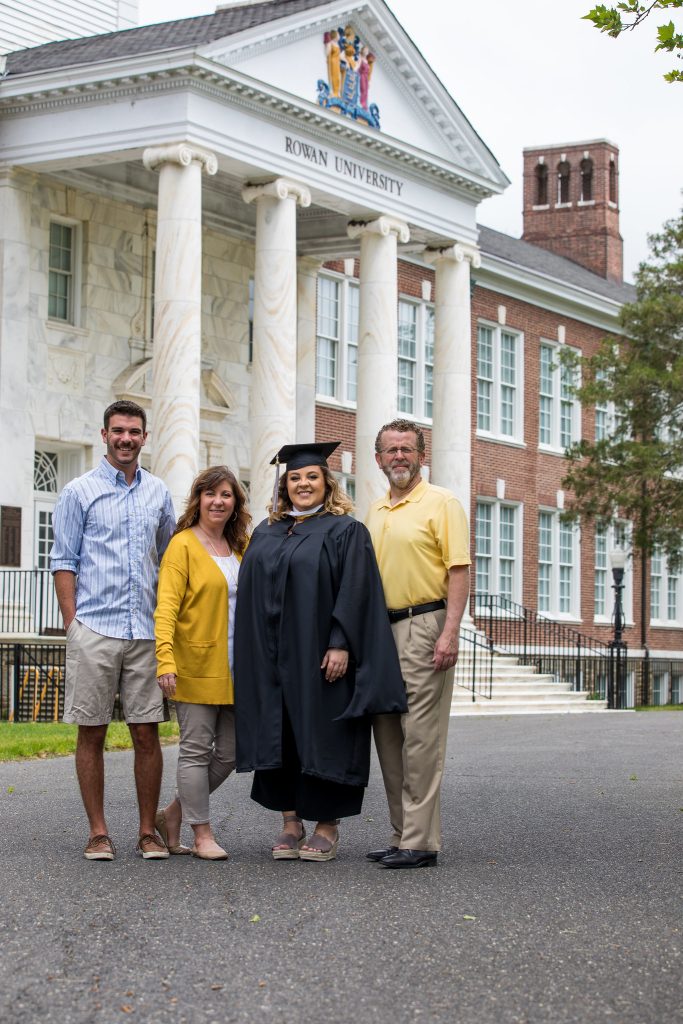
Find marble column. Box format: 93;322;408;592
296;256;321;442
424;242;481;516
242;178;311;522
142;143;217;515
0;169;34;565
347;215;410;522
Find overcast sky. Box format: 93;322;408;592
138;0;682;282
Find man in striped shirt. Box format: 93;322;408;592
51;400;175;861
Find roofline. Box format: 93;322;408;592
523;138;620;153
0;53;506;201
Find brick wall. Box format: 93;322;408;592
311;255;679;652
522;140;623;282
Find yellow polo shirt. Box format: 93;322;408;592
366;478;471;610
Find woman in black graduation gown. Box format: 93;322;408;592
234;442;406;862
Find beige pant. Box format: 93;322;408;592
174;702;236;825
373;609;453;852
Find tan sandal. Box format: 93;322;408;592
299;825;339;862
272;815;306;860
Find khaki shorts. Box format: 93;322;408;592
63;619;168;726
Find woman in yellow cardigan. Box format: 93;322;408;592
154;466;250;860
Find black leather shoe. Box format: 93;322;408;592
379;849;437;869
366;845;399;862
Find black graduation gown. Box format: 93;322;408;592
234;512;407;787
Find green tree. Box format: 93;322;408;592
584;1;683;81
561;206;683;641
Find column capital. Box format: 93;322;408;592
242;177;311;208
142;143;218;176
424;241;481;269
347;215;410;244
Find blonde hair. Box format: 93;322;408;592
268;465;353;522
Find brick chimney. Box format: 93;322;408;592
522;140;623;283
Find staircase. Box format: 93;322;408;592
451;650;608;715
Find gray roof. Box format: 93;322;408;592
4;0;332;76
478;225;636;304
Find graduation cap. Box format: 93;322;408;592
270;441;341;509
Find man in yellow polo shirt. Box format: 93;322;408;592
366;418;470;869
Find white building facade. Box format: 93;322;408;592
0;0;508;567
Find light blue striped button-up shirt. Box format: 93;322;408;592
50;457;175;640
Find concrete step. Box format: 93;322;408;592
453;690;596;704
451;700;609;715
453;685;586;700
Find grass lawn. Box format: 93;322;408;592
636;704;683;712
0;721;179;761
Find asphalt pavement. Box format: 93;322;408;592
0;713;681;1024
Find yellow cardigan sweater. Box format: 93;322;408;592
154;529;241;704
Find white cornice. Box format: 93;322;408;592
0;59;499;201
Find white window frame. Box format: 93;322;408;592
397;297;434;422
33;444;84;569
476;322;524;443
315;273;359;406
474;499;522;608
537;509;580;620
650;548;683;628
538;340;580;453
47;217;82;326
593;521;633;625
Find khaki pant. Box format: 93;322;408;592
373;609;453;852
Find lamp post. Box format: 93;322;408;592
608;549;627;709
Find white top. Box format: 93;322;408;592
212;553;240;675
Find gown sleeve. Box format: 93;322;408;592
328;520;408;719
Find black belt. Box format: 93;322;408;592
388;600;445;624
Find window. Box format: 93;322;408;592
580;158;593;202
650;549;683;626
48;220;80;324
594;522;632;622
535;163;548;206
397;299;434;421
609;159;617;204
477;324;523;442
557;161;571;205
33;446;83;569
539;342;579;451
538;510;579;617
315;275;359;404
475;500;520;604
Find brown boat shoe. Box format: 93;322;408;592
135;832;170;859
84;834;116;861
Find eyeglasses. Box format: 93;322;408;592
379;446;418;456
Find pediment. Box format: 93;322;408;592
198;0;507;191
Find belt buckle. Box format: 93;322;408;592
408;606;413;619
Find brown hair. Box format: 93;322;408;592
374;418;426;453
268;465;353;523
103;400;147;431
176;466;251;555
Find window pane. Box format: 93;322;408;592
398;302;417;359
398;359;414;413
316;337;337;397
475;503;492;597
538;512;552;611
424;308;434;418
499;505;515;601
317;278;339;338
594;525;607;616
559;521;573;613
346;285;359;344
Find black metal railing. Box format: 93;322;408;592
473;594;612;694
454;626;493;701
0;570;63;635
0;641;66;721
